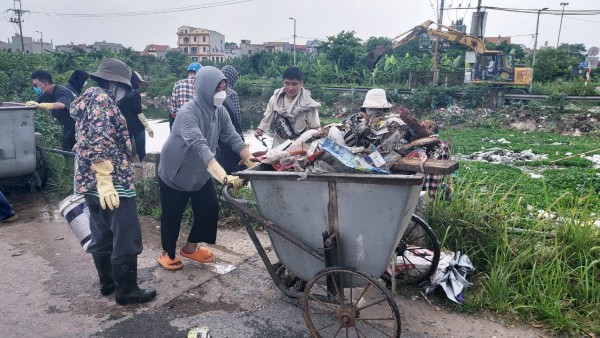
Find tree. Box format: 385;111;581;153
365;36;393;54
320;31;367;73
532;47;581;82
164;50;190;76
225;42;238;49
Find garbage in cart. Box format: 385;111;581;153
252;104;456;198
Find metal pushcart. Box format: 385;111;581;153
221;164;426;337
0;103;48;189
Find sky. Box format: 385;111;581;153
1;0;599;53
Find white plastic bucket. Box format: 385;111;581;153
58;194;91;252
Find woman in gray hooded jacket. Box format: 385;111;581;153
157;66;254;270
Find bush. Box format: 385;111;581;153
408;86;458;114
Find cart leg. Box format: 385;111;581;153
233;208;303;299
323;231;341;300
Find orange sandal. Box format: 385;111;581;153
157;255;184;270
179;247;215;263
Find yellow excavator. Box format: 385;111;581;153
367;20;533;92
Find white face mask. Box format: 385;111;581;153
108;82;127;102
115;86;127;102
213;91;226;107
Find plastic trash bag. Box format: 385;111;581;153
425;251;474;304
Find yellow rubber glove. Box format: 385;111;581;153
240;145;256;168
25;101;39;107
137;113;154;138
36;102;54;110
207;159;243;189
93;161;120;210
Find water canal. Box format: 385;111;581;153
144;106;274;154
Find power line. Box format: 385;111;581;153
28;0;254;17
444;6;600;15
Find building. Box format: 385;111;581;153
140;44;172;58
485;36;512;45
1;34;53;54
92;41;125;53
176;25;225;63
263;41;291;53
305;39;322;54
55;43;92;53
290;44;307;54
237;39;264;57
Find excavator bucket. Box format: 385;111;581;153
366;45;385;70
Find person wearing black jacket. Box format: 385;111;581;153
117;71;154;162
26;70;76;151
216;65;244;174
66;69;89;96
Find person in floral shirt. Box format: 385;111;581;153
70;58;156;306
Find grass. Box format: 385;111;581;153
426;126;600;335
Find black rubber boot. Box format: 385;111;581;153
112;256;156;305
91;253;115;296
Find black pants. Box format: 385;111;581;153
169;115;175;131
85;195;143;263
159;178;219;260
62;122;76;151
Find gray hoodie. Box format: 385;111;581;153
158;66;245;191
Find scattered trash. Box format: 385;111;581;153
387;246;436;278
456;148;548;164
426;251;475;304
187;327;210;338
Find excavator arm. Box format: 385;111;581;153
367;20;487;70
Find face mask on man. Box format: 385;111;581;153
33;86;43;96
213;91;226;107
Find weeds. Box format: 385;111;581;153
428;161;600;335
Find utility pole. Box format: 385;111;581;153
530;7;548;93
8;0;28;53
476;0;483;38
289;17;297;66
432;0;444;85
557;2;569;47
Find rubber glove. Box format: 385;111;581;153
137;113;154;138
207;159;243;189
25;101;39;107
93;161;120;210
35;102;54;110
240;145;256;168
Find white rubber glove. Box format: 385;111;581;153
137;113;154;138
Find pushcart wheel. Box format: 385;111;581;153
390;215;440;285
301;266;400;338
34;145;49;189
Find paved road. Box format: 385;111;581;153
0;192;544;338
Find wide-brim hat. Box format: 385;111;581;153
90;58;132;89
133;71;148;86
361;88;393;109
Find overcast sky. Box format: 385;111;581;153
2;0;599;52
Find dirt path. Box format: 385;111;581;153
0;191;549;337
